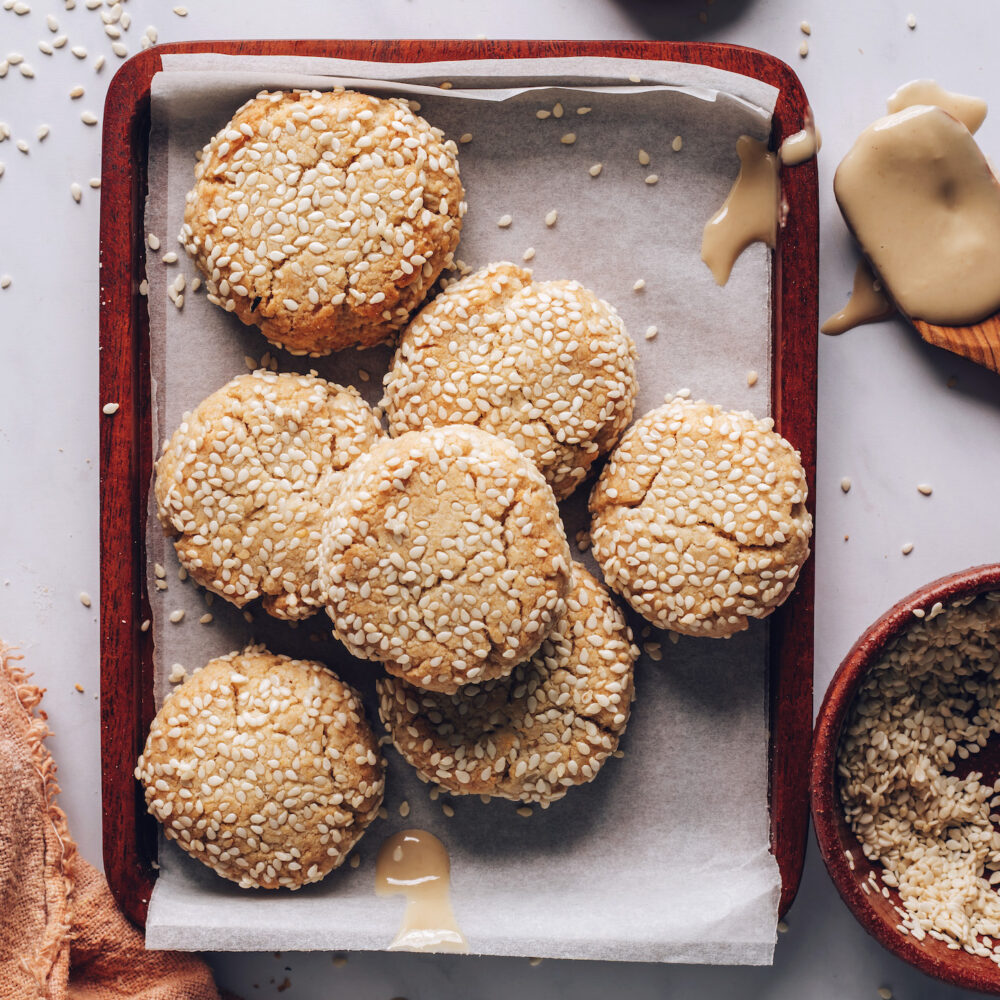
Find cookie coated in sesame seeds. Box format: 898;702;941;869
180;88;466;355
155;370;382;620
318;425;572;694
377;563;636;804
383;262;637;500
134;647;384;889
589;398;812;637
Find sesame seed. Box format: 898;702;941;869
52;34;66;48
71;182;83;203
877;989;892;1000
7;54;24;65
439;80;453;89
168;663;187;684
399;800;410;818
199;613;213;624
638;149;650;166
917;483;933;496
46;13;58;29
79;591;92;607
536;110;550;120
459;133;472;144
544;209;558;227
332;954;348;967
589;162;602;177
906;12;916;28
12;2;29;14
168;609;185;624
38;41;53;56
81;111;98;125
671;135;683;152
1;275;11;289
0;162;4;178
69;85;84;98
172;4;187;13
349;854;361;869
111;41;127;58
71;46;86;59
628;74;641;84
644;325;658;340
644;174;659;185
552;102;563;118
74;683;84;693
19;63;35;78
162;252;178;264
517;806;533;817
840;477;852;493
36;124;49;141
798;40;809;57
89;177;100;188
16;139;29;154
528;957;544;966
901;542;914;555
777;920;789;933
0;63;6;79
140;618;150;632
560;132;576;145
800;20;811;34
138;279;148;296
632;279;645;291
497;214;512;228
102;401;119;415
93;54;104;71
441;802;455;818
522;247;535;262
577;106;591;115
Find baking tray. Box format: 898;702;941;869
99;39;817;932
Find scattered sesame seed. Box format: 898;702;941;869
877;989;893;1000
172;4;187;13
16;139;29;154
74;683;84;693
638;149;650;166
798;40;809;57
589;162;603;177
628;74;641;84
644;173;659;185
79;591;92;607
13;2;29;14
577;106;591;115
747;370;759;387
0;162;4;178
52;35;66;48
93;54;104;71
777;920;789;933
560;132;576;145
840;477;852;493
522;246;535;262
0;275;11;289
71;46;86;59
544;209;558;227
535;110;550;120
332;954;348;967
632;278;645;291
0;62;6;79
439;80;452;89
46;13;58;29
19;63;35;78
517;806;533;818
349;854;361;869
146;233;160;251
36;124;49;141
38;41;53;56
111;41;127;58
69;85;84;98
644;325;658;340
917;483;933;496
89;177;100;188
167;663;187;684
528;956;544;966
906;12;916;28
441;802;455;818
199;613;213;624
800;21;811;34
552;102;564;118
672;135;683;152
71;182;83;202
154;563;166;579
497;214;512;228
138;279;148;296
162;251;178;264
168;609;185;624
901;543;914;555
7;54;24;65
399;800;410;818
81;111;98;125
140;618;150;632
102;401;119;415
104;24;121;39
459;133;472;144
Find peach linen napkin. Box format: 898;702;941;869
0;641;232;1000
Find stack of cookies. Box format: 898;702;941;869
137;87;812;891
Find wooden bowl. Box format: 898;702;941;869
812;563;1000;994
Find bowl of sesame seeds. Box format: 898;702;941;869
812;563;1000;993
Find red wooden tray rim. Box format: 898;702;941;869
811;563;1000;994
99;39;817;931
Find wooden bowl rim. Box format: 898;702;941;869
811;562;1000;994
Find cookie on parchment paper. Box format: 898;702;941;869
180;88;466;355
135;647;385;889
318;424;572;694
589;398;812;638
383;262;637;500
376;562;637;805
154;370;382;621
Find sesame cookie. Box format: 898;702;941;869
135;647;384;889
383;262;637;500
317;425;572;694
589;399;812;637
376;563;636;804
180;88;466;355
155;370;382;620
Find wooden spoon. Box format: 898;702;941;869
912;317;1000;374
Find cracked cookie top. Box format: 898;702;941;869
589;398;812;637
383;262;637;500
180;88;466;356
317;425;572;694
154;370;382;621
376;562;636;804
135;646;384;889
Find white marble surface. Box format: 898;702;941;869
1;1;999;997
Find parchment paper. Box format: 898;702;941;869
141;54;780;964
